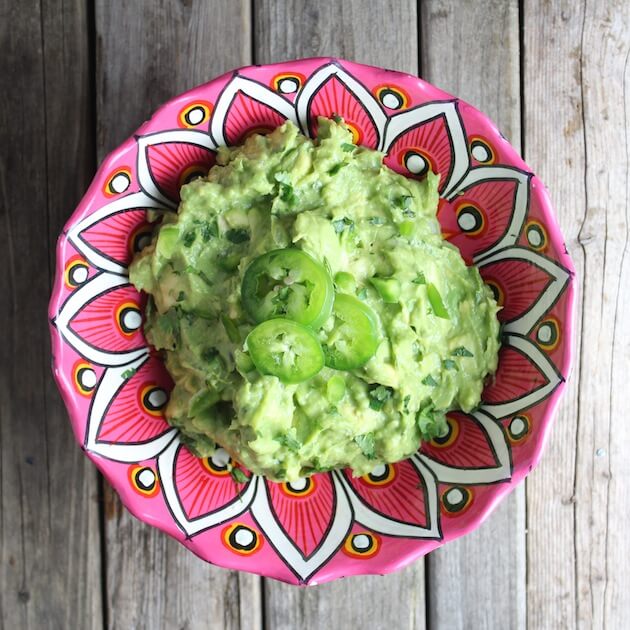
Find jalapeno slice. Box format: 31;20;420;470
322;293;379;370
241;248;334;328
246;319;325;383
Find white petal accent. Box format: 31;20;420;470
419;410;512;484
251;473;353;582
295;62;387;144
157;440;257;537
67;191;166;275
478;247;571;335
84;354;178;461
481;333;563;419
446;166;531;261
210;76;298;147
136;129;217;208
382;101;470;196
53;272;147;366
336;462;442;539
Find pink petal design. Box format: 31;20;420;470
483;346;548;404
479;258;553;323
174;447;251;521
265;475;335;558
68;284;146;354
96;355;173;444
80;209;151;268
383;116;455;192
223;92;288;145
480;334;563;420
144;142;215;203
343;460;429;528
306;76;379;147
443;166;531;262
438;178;520;264
420;412;499;469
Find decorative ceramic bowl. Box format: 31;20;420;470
49;58;575;585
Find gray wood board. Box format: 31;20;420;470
253;1;426;627
0;0;103;628
420;2;527;629
523;0;630;628
95;1;261;628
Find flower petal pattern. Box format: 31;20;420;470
136;130;217;208
443;166;531;262
158;439;257;537
53;272;147;366
419;411;511;484
382;101;469;196
266;475;335;558
210;76;298;147
67;191;167;275
94;354;173;445
343;460;430;529
84;356;178;461
296;62;387;147
50;58;575;585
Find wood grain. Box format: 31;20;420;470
420;2;526;628
254;1;425;627
95;1;261;628
0;0;103;628
524;1;630;628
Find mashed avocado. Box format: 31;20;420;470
130;118;500;481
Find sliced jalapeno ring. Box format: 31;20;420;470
246;319;325;384
322;293;379;370
241;248;334;328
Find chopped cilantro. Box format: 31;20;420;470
275;434;302;452
230;468;249;484
200;221;218;241
328;162;348;176
176;291;186;302
403;394;412;413
368;216;385;225
182;231;196;247
354;433;376;459
121;367;137;380
416;406;448;441
368;384;393;411
422;374;438;387
332;217;354;233
341;142;355;152
443;359;457;370
412;272;426;285
225;228;250;244
332;113;343;123
451;346;474;357
279;182;297;205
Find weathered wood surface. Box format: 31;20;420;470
255;1;428;628
3;0;630;628
420;2;527;629
0;0;103;629
95;1;261;628
524;0;630;628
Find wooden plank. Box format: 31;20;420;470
254;2;425;627
0;0;103;629
95;2;261;628
524;1;630;628
420;2;527;629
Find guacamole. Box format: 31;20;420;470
130;118;500;481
